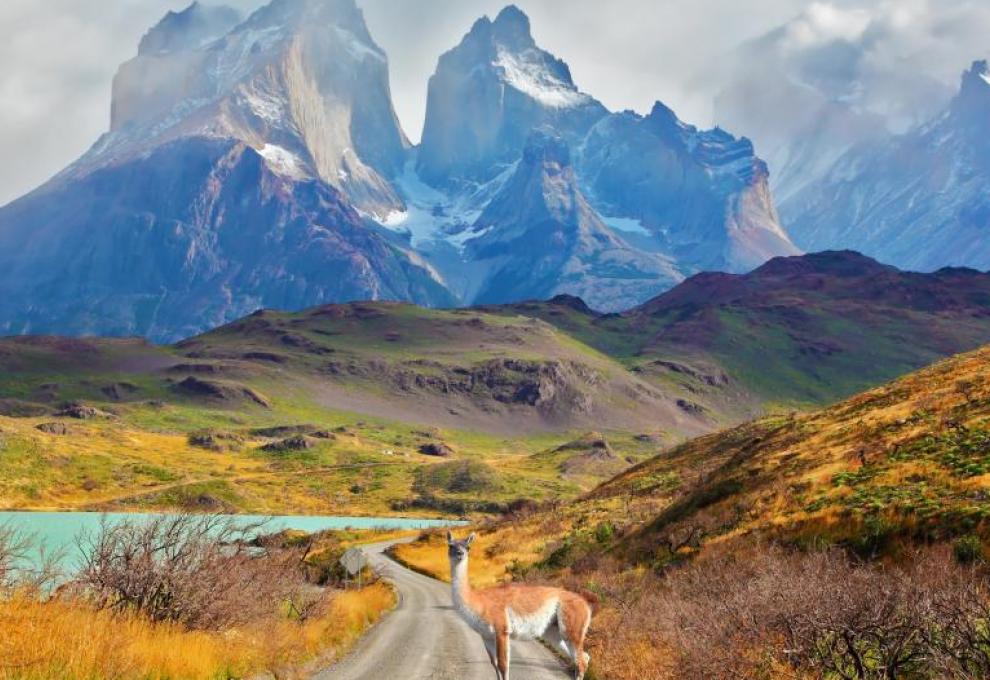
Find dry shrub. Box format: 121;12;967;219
74;514;305;630
562;545;990;680
0;524;60;596
923;552;990;679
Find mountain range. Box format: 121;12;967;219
0;0;797;342
782;61;990;272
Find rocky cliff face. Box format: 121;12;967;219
0;138;451;342
784;61;990;272
0;0;449;342
416;5;607;188
0;1;800;341
463;129;681;310
577;102;798;273
94;0;408;216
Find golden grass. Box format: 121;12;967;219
0;408;589;518
0;583;395;680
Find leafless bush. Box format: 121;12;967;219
592;545;990;680
779;553;931;680
74;514;306;630
0;524;61;596
921;551;990;679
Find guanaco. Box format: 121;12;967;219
447;531;594;680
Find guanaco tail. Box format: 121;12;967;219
447;531;594;680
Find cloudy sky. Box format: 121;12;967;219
0;0;987;205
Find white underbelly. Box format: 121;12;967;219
507;598;559;640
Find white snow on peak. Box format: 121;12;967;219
979;72;990;87
257;144;308;179
493;47;590;109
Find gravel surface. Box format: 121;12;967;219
315;539;571;680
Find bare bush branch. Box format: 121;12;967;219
73;514;305;630
0;524;61;595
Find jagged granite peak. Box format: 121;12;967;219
490;4;536;50
0;0;451;341
137;2;242;56
463;128;682;311
577;102;798;274
385;7;798;307
951;60;990;128
96;0;407;215
417;5;607;187
785;59;990;272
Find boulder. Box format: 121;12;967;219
419;442;455;457
261;435;315;453
36;422;69;435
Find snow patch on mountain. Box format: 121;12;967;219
377;158;486;248
212;25;286;87
240;87;286;125
257;144;308;179
493;47;591;108
602;216;650;236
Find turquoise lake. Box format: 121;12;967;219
0;511;461;572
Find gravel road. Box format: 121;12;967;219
314;540;572;680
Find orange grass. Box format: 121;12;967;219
0;583;394;680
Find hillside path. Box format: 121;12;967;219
313;539;571;680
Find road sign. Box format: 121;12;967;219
340;547;367;587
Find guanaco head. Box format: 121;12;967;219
447;531;476;567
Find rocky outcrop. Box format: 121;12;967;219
418;442;455;457
322;354;602;416
173;375;271;408
261;435;315;453
55;403;112;419
36;422;69;435
463;129;683;310
0;138;452;341
577;102;799;273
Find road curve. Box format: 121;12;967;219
314;539;571;680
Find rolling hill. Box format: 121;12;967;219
2;251;990;515
491;250;990;408
0;303;703;515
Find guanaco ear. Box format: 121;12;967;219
446;530;454;544
465;532;476;548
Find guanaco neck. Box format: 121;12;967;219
450;556;474;608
